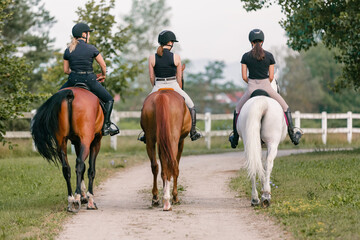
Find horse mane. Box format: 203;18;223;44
155;92;178;177
31;89;74;165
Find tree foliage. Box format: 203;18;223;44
2;0;57;92
0;1;44;145
281;43;360;113
240;0;360;90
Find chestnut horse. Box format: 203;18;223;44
140;89;191;211
31;87;103;212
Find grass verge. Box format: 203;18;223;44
230;149;360;240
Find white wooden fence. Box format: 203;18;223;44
4;111;360;150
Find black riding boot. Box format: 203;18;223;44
229;110;239;148
284;108;302;145
102;100;119;136
189;107;201;141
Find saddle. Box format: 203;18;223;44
73;83;105;110
250;89;270;98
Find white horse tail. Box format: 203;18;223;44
244;97;268;181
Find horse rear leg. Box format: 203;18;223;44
146;140;159;206
86;135;101;210
261;144;278;208
74;142;88;204
172;139;184;204
58;140;75;212
73;142;90;212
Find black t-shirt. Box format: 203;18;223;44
154;49;177;78
240;50;275;79
63;39;100;72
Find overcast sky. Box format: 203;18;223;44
45;0;288;64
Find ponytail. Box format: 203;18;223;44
157;45;164;57
251;40;265;61
68;37;79;53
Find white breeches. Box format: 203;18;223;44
150;80;194;108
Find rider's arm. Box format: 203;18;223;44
268;64;275;82
174;54;182;88
95;54;106;82
63;60;71;75
241;64;248;83
148;55;156;86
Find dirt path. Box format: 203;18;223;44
57;150;309;240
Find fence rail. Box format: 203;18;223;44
4;111;360;150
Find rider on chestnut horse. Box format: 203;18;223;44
138;30;201;143
60;22;119;136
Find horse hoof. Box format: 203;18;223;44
172;197;180;205
261;198;271;208
81;196;88;204
251;199;260;207
152;198;160;207
163;200;172;211
87;202;98;210
73;200;81;212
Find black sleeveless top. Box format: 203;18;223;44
63;39;100;72
154;49;177;78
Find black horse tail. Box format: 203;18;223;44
31;89;74;164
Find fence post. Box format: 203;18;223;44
204;112;211;149
110;110;120;150
294;111;301;128
347;111;352;144
321;111;327;145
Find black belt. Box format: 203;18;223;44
72;71;94;75
155;76;176;81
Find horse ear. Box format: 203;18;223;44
182;64;186;71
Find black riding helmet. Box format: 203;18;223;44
248;29;264;43
72;23;93;38
158;30;178;46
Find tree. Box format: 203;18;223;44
0;1;44;146
240;0;360;90
185;61;243;113
2;0;57;92
281;43;360;112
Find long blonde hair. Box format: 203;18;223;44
68;37;79;53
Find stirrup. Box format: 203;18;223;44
103;123;119;136
137;132;146;144
228;131;239;149
190;127;202;141
289;127;303;145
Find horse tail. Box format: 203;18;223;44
31;89;74;164
244;97;267;181
156;93;178;178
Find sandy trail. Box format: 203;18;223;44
57;150;307;240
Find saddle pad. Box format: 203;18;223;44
158;88;174;91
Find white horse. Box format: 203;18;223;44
237;80;287;207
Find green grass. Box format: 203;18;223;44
230;149;360;240
1;133;360;239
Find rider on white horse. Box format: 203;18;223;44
229;29;302;148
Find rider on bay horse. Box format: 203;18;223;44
138;30;201;143
229;29;302;148
60;23;119;136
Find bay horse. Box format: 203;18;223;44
140;89;191;211
31;87;103;212
237;80;287;207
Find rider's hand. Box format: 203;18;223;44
96;73;106;83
